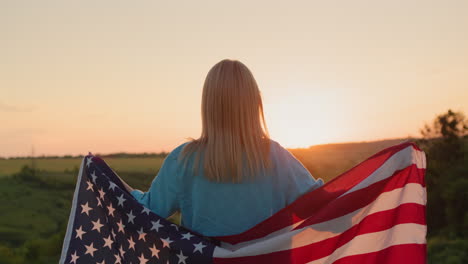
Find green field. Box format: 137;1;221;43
0;157;165;178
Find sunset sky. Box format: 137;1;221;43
1;0;467;157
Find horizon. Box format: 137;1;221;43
2;0;467;157
2;137;411;159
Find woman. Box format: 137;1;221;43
127;59;324;237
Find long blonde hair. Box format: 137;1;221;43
180;59;271;183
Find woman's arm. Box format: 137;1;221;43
130;153;180;218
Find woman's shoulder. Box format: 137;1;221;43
268;138;293;158
165;141;191;161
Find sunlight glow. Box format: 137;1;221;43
264;89;348;148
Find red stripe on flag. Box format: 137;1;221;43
215;161;424;245
214;143;421;244
332;243;426;264
295;165;425;229
213;203;425;264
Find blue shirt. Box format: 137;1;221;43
131;139;324;237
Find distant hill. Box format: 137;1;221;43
289;138;411;182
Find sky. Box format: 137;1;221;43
1;0;467;157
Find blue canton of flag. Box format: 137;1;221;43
60;155;216;264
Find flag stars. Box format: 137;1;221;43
84;242;98;257
151;219;163;232
181;232;194;240
137;227;147;241
86;157;93;167
160;237;173;248
119;245;125;257
109;181;118;191
98;188;106;200
127;210;136;224
193;241;206;254
96;196;103;207
114;253;122;264
92;219;104;233
176;250;188;264
138;253;148;264
107;203;115;217
117;194;126;207
81;202;93;216
91;171;98;183
128;236;136;250
86;180;93;191
70;251;79;264
103;235;113;249
141;206;151;215
117;220;126;233
149;244;160;258
171;223;179;231
75;225;86;240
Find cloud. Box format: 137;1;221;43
0;102;36;112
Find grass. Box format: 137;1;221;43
0;157;165;178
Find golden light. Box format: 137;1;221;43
264;89;348;148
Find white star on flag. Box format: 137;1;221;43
128;236;136;250
91;171;98;183
70;251;79;264
98;188;106;200
103;235;113;249
127;210;136;224
80;202;93;216
114;253;122;264
151;219;163;232
193;242;206;254
91;219;104;233
75;226;86;240
160;237;173;248
176;250;188;264
141;206;151;215
107;203;115;217
149;244;160;258
118;246;125;258
86;157;92;167
137;227;147;241
108;181;118;191
84;242;98;257
181;232;193;240
138;253;148;264
117;220;126;233
117;194;126;207
96;196;103;207
86;180;93;191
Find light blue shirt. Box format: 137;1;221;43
131;139;324;237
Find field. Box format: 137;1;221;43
0;138;465;263
0;157;165;178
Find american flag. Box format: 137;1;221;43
60;142;426;264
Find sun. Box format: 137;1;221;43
263;90;346;148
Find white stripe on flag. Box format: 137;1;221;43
307;223;427;264
338;146;425;198
218;146;425;252
213;183;426;258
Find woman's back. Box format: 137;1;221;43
132;59;323;236
131;139;324;237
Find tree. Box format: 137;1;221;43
419;109;468;162
417;109;468;239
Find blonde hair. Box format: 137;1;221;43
180;59;271;183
